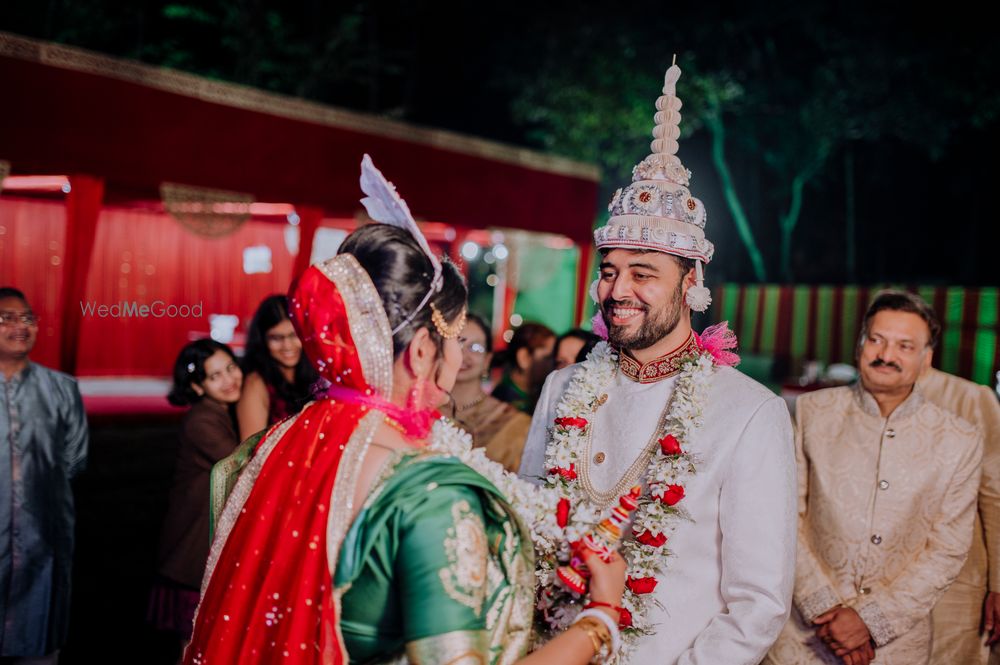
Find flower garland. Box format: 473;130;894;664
536;340;717;656
428;418;563;557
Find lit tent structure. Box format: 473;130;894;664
0;32;599;379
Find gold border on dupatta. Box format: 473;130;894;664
326;410;382;663
316;253;394;398
199;411;302;593
315;253;395;661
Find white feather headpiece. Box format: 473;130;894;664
358;154;444;334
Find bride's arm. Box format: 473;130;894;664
394;485;626;665
517;551;626;665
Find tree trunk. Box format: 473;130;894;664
778;172;808;283
778;145;830;283
704;112;768;282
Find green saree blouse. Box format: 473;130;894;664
335;452;535;665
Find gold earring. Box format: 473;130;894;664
430;304;467;340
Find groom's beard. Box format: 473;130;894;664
603;280;684;351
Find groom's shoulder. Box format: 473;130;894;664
710;365;780;409
544;363;581;395
709;368;792;443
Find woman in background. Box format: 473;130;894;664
237;294;319;439
149;339;243;651
554;328;602;370
490;322;555;414
451;313;532;472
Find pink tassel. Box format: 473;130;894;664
591;311;609;341
695;321;740;367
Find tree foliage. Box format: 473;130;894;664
3;0;998;283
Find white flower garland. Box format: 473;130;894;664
537;340;715;656
428;418;563;557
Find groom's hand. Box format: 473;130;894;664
813;607;872;655
984;591;1000;645
839;640;875;665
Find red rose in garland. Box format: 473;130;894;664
556;498;571;528
548;464;578;481
659;484;685;506
618;606;634;628
635;530;668;548
658;434;682;456
554;416;588;429
626;576;659;595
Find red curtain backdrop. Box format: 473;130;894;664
75;208;298;376
0;197;68;370
61;175;105;374
292;205;323;280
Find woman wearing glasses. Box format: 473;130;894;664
236;295;319;440
451;313;532;472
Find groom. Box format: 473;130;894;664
519;62;796;664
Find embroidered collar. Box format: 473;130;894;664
619;332;701;384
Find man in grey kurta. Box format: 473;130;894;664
0;287;88;662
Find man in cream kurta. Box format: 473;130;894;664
922;367;1000;665
519;61;797;664
767;292;984;665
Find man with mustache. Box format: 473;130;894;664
520;61;797;663
766;291;983;665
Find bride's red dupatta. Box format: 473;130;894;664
184;255;395;664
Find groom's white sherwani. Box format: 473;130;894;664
520;361;797;664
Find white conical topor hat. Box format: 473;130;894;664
595;62;714;265
594;60;714;311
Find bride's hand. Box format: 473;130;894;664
582;549;627;610
516;549;628;664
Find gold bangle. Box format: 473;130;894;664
574;616;611;657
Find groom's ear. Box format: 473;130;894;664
679;261;696;298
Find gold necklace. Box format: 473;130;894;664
457;393;488;412
577;382;679;508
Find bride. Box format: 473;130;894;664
183;157;626;665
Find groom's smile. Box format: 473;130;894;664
607;302;648;327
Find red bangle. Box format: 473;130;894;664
585;601;626;627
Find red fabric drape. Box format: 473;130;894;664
185;262;376;664
0;197;68;369
76;209;296;376
184;400;357;665
60;175;105;374
292;206;323;282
